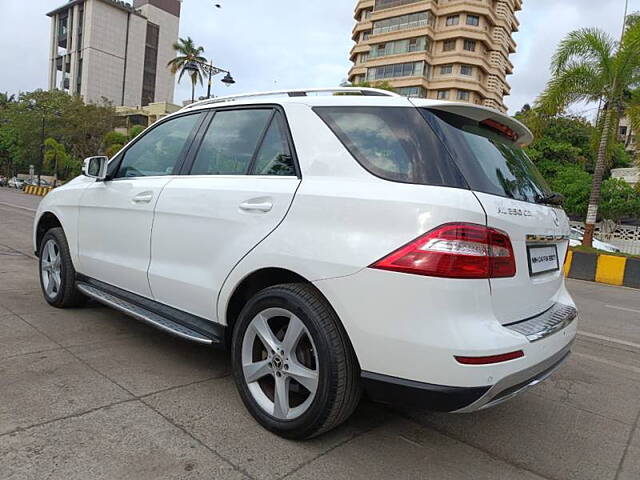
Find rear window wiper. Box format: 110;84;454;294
535;192;564;206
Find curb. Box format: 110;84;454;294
564;250;640;289
23;185;53;196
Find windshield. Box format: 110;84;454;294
421;109;551;204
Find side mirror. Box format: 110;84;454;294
82;156;108;180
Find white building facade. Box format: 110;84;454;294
47;0;181;106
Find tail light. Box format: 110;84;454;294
370;223;516;279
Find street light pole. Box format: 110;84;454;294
39;114;45;185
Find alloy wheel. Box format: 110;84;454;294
41;239;62;299
241;307;319;420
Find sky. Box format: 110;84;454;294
0;0;635;114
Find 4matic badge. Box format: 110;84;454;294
497;206;533;217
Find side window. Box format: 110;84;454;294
251;113;296;176
190;109;273;175
115;113;202;178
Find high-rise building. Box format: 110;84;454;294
348;0;522;112
47;0;181;107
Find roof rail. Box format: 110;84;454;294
181;87;400;110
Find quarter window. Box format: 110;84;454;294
115;113;202;178
191;109;273;175
314;106;466;187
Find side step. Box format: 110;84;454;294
77;282;214;345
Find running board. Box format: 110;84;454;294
76;282;214;345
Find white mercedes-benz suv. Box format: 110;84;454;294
33;88;577;439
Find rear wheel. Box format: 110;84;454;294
231;283;360;439
38;227;85;308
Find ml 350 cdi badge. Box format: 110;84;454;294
34;87;577;439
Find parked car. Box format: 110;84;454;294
569;227;620;253
8;177;25;189
32;87;577;439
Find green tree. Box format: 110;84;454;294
343;80;397;93
549;165;592;218
43;138;75;184
599;178;640;223
168;37;207;103
129;125;145;140
536;25;640;246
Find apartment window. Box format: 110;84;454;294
460;64;473;76
446;15;460;26
457;90;471;101
437;90;450;100
395;86;427;98
440;64;453;74
370;37;430;58
362;31;371;41
620;126;628;136
466;15;480;26
372;11;435;35
362;9;373;21
141;22;160;106
375;0;423;10
360;53;369;64
464;39;477;52
367;61;426;81
443;39;456;51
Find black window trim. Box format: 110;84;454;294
106;110;208;181
180;103;301;179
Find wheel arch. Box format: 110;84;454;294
223;267;338;349
35;211;63;255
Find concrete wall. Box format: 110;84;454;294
82;0;130;104
137;3;179;104
122;13;147;107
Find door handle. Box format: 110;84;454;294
239;200;273;213
132;192;154;204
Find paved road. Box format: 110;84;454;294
0;186;639;480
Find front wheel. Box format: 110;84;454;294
39;227;86;308
231;284;361;439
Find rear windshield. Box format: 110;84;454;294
315;106;550;204
420;109;551;203
314;106;467;188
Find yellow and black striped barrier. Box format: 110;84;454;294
23;185;53;196
564;250;640;289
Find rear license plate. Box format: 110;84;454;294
527;245;559;276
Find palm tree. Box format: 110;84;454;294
167;37;207;103
536;25;640;247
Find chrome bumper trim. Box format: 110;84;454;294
453;341;572;413
504;303;577;342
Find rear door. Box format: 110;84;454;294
148;106;300;320
421;108;570;324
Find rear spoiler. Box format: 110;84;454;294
409;99;534;147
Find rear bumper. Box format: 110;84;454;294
362;341;572;412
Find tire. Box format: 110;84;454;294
231;283;361;439
38;227;86;308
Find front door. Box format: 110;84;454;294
148;107;300;320
77;112;204;297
